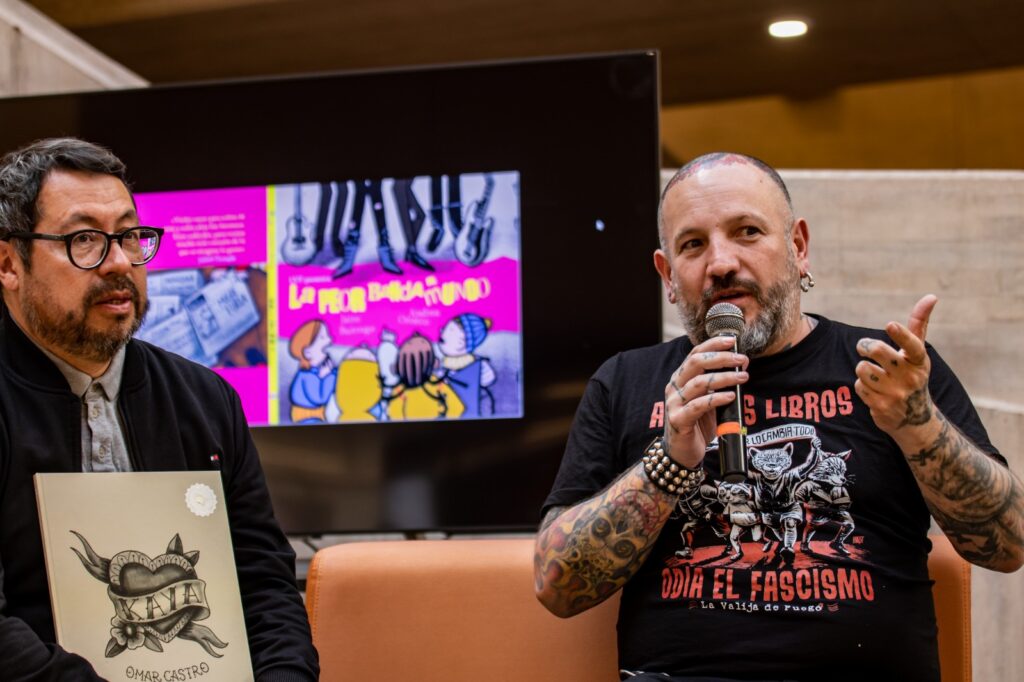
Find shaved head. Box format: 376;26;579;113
653;151;810;357
658;152;793;248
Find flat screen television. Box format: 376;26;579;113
0;52;662;534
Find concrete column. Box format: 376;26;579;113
0;0;145;97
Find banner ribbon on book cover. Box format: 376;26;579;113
71;531;229;658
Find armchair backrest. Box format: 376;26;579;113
930;532;972;682
306;534;970;681
306;538;619;680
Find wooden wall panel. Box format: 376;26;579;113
662;66;1024;170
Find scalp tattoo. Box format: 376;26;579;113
675;153;754;182
661;152;794;214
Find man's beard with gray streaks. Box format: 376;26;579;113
674;266;802;357
21;274;148;363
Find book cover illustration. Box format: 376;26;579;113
134;171;524;427
34;472;254;682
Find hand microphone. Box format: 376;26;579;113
704;302;747;482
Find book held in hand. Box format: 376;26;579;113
34;471;254;681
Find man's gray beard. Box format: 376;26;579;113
21;276;147;364
676;273;802;357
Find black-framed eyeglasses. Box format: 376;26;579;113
1;226;164;270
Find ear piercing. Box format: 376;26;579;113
799;271;815;293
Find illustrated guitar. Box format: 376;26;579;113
281;185;318;265
454;175;495;267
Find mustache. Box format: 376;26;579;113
84;276;141;307
698;275;764;312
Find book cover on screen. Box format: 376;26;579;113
34;472;254;682
133;171;524;427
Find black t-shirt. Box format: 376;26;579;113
543;316;1003;681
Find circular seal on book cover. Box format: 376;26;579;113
185;483;217;517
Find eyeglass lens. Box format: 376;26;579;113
71;228;161;268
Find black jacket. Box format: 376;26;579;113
0;315;318;681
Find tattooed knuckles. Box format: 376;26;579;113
855;337;934;435
666;338;747;410
663;339;749;468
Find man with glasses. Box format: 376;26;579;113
0;138;318;680
9;225;164;269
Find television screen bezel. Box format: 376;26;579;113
0;51;663;534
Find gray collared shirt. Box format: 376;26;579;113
41;345;133;473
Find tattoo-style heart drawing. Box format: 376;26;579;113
108;549;198;642
71;532;228;658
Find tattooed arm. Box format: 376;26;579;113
534;463;679;617
535;336;750;617
904;414;1024;571
855;295;1024;572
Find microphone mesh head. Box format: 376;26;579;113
705;302;745;337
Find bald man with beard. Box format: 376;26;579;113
534;152;1023;681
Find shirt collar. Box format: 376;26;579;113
39;344;127;401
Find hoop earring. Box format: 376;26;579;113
799;271;815;293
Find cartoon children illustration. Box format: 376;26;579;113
387;333;464;420
335;345;384;422
287;319;337;423
436;313;496;418
377;329;401;402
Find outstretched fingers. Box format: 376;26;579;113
887;294;937;366
907;294;938;342
856;294;939;438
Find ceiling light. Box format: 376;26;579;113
768;20;808;39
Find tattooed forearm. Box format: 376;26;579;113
534;462;679;616
907;416;1024;571
539;505;566;532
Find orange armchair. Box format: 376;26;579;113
929;532;972;682
306;534;969;681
